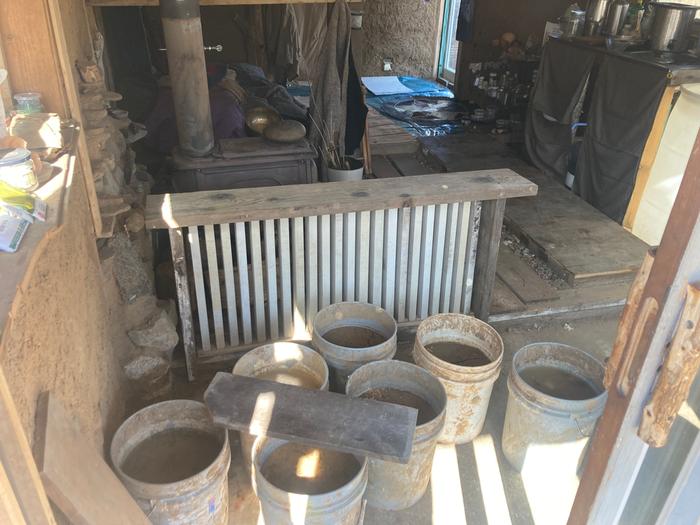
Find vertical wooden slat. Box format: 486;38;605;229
278;218;294;338
219;224;239;345
169;228;196;380
187;226;211;351
356;211;371;302
369;210;385;306
263;219;279;340
429;204;448;315
396;207;411;322
331;214;344;304
249;221;266;342
440;203;459;313
305;216;319;330
319;215;331;309
417;205;436;319
291;217;306;336
472;199;506;320
407;206;424;321
463;201;481;313
235;223;253;344
451;202;471;313
383;209;399;317
343;212;357;301
204;224;225;349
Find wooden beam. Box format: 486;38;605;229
145;169;538;229
471;199;506;320
88;0;333;5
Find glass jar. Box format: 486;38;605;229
13;92;44;114
0;148;37;191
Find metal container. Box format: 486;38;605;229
584;0;613;35
312;302;397;391
110;400;230;524
604;0;631;35
345;360;447;510
562;9;587;37
501;343;607;472
412;314;503;444
232;342;329;471
253;437;368;525
649;2;700;53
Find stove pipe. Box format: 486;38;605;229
160;0;214;157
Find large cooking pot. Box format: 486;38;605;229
649;2;700;53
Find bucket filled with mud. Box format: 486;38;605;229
233;342;329;470
253;438;368;525
346;360;446;510
413;313;503;444
110;400;230;524
502;342;607;471
312;302;397;390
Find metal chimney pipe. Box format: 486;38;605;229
160;0;214;157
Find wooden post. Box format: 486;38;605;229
169;229;197;381
471;199;506;320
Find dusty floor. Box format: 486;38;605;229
214;312;620;525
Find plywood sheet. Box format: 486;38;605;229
204;372;418;463
34;393;149;525
496;246;559;303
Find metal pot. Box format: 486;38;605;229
649;2;700;53
585;0;613;35
604;0;631;36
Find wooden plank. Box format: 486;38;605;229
249;221;266;342
356;211;371;303
319;215;331;309
234;223;253;344
407;207;424;321
0;368;56;525
624;86;678;231
305;216;318;331
343;213;356;301
204;372;418;463
145;170;538;229
204;225;225;349
331;214;343;303
472;199;506;320
0;459;27;525
463;201;481;312
417;205;436;319
440;203;459;312
371;155;403;179
34;393;149;525
187;226;211;351
220;224;239;345
450;202;471;313
496;246;559;304
369;210;384;305
429;203;448;315
263;220;279;341
291;218;306;337
396;208;411;321
383;209;399;316
169;229;196;380
389;154;434;177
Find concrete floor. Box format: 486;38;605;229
223;313;620;525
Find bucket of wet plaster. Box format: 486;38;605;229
502;342;607;472
413;313;504;444
110;400;231;525
253;437;368;525
345;360;447;510
312;302;397;391
232;342;330;472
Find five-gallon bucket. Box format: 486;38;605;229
253;437;368;524
346;360;446;510
413;313;503;444
502;343;607;472
110;400;231;524
312;302;397;391
233;342;329;471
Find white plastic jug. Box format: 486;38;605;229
632;84;700;245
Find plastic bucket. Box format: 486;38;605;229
345;360;446;510
232;342;329;471
413;313;503;444
253;437;368;525
502;343;607;472
326;157;364;182
312;302;397;391
110;400;230;524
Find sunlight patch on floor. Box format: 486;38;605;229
431;443;468;525
473;434;513;525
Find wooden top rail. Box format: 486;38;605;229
145;169;538;230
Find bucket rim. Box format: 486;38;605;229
110;399;230;497
252;437;369;504
232;341;330;391
509;342;607;412
414;313;504;377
